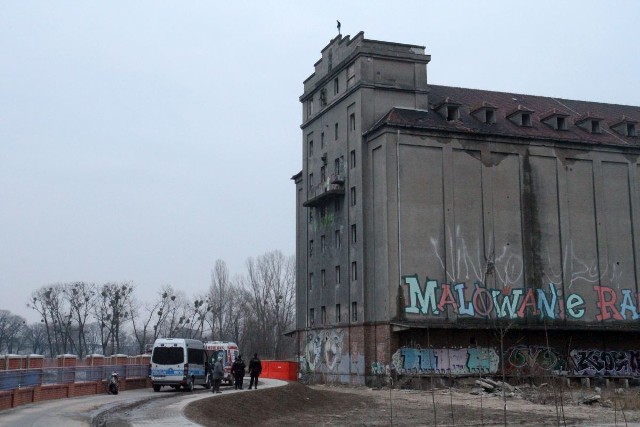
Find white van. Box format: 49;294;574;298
150;338;210;392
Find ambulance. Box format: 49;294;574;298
204;341;240;385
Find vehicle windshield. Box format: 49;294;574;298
152;347;184;365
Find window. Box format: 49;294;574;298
350;113;356;131
333;155;343;174
321;132;325;149
321;235;326;253
308;140;313;156
309;272;314;290
335;229;341;249
334;123;339;140
557;116;567;130
320;88;327;107
188;348;206;364
334;77;339;95
351;261;357;281
522;113;532;127
309;210;314;222
336;304;341;323
350;150;356;169
446;106;459;121
321;269;326;288
309;308;315;326
320;165;326;182
485;109;495;124
335;265;341;284
351;301;357;322
590;120;601;134
611;119;637;137
351;224;357;243
321;306;326;325
320;205;327;219
307;97;314;118
308;173;314;192
152;347;184;365
542;112;569;131
334;199;341;212
350;187;356;206
309;240;314;257
347;63;355;87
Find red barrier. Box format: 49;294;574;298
262;360;298;381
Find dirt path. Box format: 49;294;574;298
185;382;640;426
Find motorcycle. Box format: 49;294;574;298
107;371;120;395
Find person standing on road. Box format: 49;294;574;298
248;353;262;390
211;358;224;393
231;355;246;390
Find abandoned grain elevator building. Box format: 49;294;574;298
292;32;640;385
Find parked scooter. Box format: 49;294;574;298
107;371;120;395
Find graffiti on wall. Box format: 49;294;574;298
391;347;499;375
302;329;344;372
388;345;640;378
403;275;640;322
570;349;640;377
504;345;566;374
431;226;524;287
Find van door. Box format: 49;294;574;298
151;346;185;382
187;347;207;385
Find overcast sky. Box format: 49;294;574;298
2;1;639;323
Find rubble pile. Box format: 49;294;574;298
471;377;519;398
469;378;631;408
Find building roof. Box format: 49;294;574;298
367;84;640;147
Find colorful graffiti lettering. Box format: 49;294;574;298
403;275;640;321
504;345;565;375
569;349;640;377
371;362;389;375
391;347;499;375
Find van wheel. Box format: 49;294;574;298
153;385;161;392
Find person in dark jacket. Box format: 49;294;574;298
211;359;224;393
231;355;246;390
248;353;262;390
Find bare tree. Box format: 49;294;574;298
183;293;211;340
209;260;233;340
0;310;27;354
24;322;49;355
128;292;169;354
63;282;96;357
94;282;134;355
243;250;296;358
28;285;71;356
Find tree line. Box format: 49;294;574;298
0;250;296;360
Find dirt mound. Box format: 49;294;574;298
184;382;379;426
185;381;640;426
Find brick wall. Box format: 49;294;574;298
0;353;151;410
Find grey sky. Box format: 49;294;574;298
2;1;639;323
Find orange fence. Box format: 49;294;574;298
261;360;298;381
